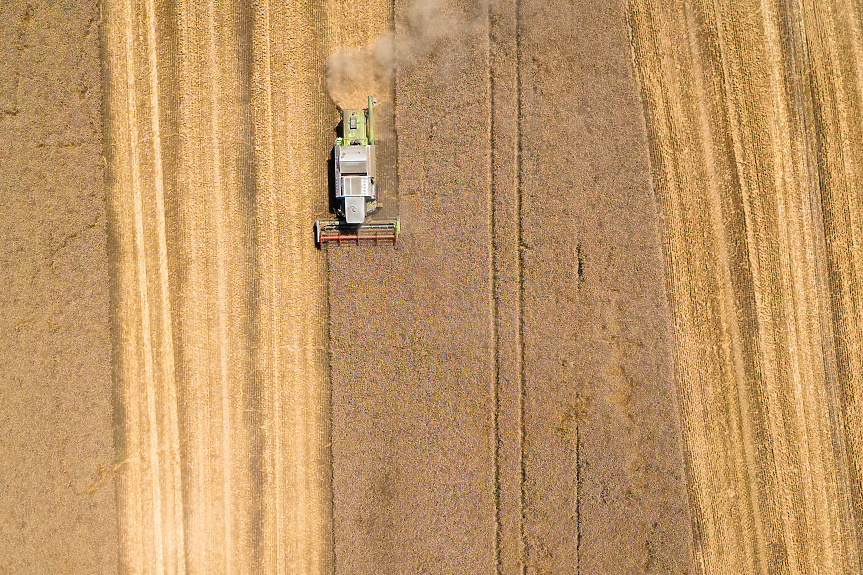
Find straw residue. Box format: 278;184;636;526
628;0;863;572
103;0;332;572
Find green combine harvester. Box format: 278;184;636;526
315;96;400;246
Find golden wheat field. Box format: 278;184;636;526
0;0;860;574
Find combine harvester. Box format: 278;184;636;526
315;96;400;246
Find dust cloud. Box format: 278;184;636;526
326;33;396;111
326;0;483;110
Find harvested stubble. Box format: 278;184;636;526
629;0;863;572
101;0;368;571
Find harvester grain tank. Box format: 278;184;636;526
315;96;400;245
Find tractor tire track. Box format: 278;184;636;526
488;0;524;573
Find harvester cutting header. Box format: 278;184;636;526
315;96;400;246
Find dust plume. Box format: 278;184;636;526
326;0;483;110
326;33;396;111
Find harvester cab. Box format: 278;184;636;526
315;96;400;246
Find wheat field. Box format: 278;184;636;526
101;0;389;571
629;0;863;572
101;0;863;573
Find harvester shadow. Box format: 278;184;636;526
327;121;340;215
310;124;340;245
